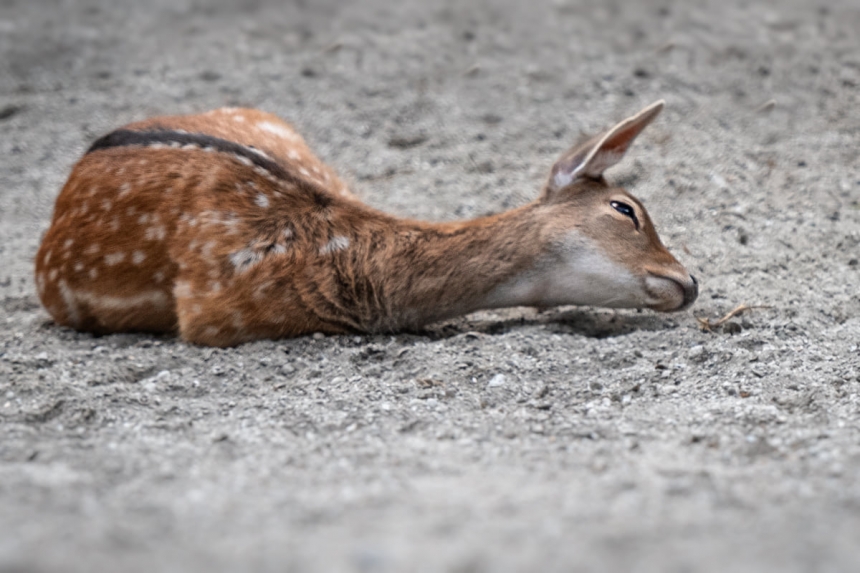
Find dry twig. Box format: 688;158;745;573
695;303;772;332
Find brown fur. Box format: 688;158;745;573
35;105;696;346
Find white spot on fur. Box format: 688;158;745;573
132;251;146;265
255;193;270;208
118;183;132;196
287;149;300;161
153;270;165;283
74;262;84;273
320;235;350;255
36;273;45;295
63;239;74;250
104;252;126;266
57;279;80;326
233;154;253;167
174;281;192;299
253;281;271;300
48;269;58;281
231;312;244;329
299;167;310;177
101;199;112;211
144;225;166;241
229;248;263;273
138;213;151;225
149;143;168;150
75;289;169;312
85;244;100;255
257;121;297;141
248;147;273;161
43;250;52;264
89;268;98;279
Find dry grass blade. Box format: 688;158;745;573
695;303;772;332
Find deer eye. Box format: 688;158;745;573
610;201;639;230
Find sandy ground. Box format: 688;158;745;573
1;0;859;571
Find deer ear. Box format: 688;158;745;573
546;100;664;195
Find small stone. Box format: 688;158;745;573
687;345;706;362
280;363;296;375
387;134;427;149
0;104;22;121
487;374;506;388
533;383;549;398
722;321;743;335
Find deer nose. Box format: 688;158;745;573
681;274;699;309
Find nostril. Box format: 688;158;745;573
682;275;699;308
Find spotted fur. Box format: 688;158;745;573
35;103;697;346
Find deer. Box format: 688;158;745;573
34;100;698;347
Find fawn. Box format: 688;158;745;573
35;101;697;347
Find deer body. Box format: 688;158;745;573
36;103;697;347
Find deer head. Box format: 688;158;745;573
486;101;698;313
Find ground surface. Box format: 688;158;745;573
1;0;859;571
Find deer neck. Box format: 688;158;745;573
363;203;551;331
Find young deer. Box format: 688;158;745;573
35;101;697;347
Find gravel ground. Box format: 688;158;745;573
1;0;859;571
